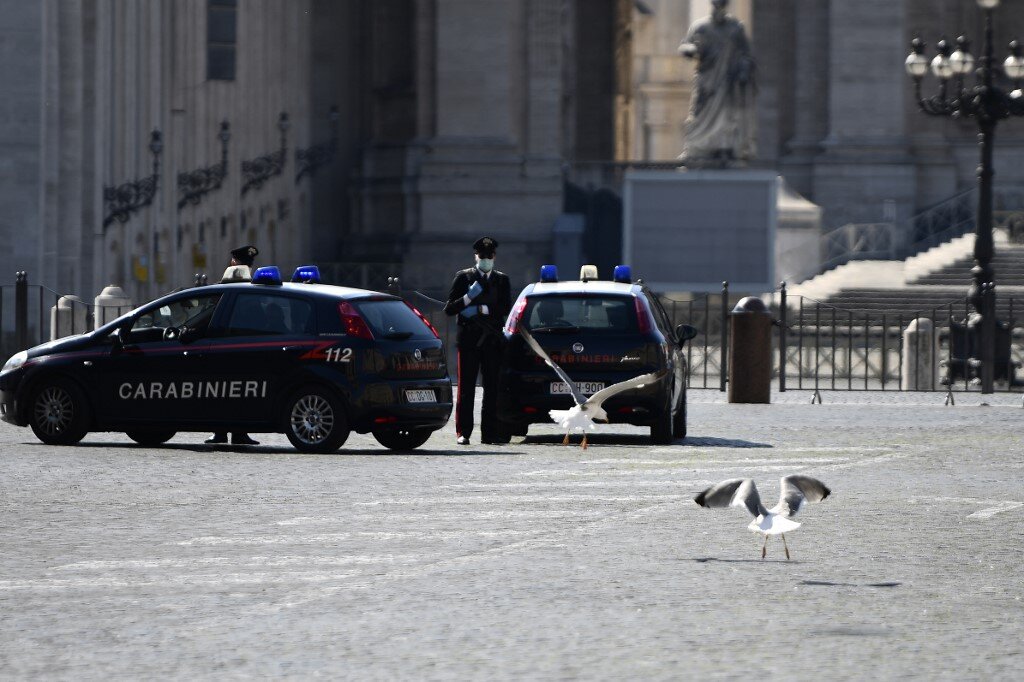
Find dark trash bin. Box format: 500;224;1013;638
728;296;772;404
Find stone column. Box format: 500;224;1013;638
632;0;690;161
403;0;565;290
777;0;828;197
813;0;916;230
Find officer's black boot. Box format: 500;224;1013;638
231;433;260;446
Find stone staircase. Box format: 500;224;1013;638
909;246;1024;286
788;229;1024;321
820;287;1019;321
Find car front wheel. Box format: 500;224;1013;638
373;428;432;451
284;387;349;453
29;378;90;445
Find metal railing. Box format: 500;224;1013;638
0;273;130;361
657;282;1022;395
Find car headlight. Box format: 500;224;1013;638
1;350;28;374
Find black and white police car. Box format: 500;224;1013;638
499;265;696;444
0;266;452;452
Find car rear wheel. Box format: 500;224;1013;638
125;429;176;446
29;378;90;445
373;428;432;451
650;393;674;445
672;391;687;440
284;387;349;453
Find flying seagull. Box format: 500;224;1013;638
694;475;831;560
519;327;665;448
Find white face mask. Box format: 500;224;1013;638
476;257;494;273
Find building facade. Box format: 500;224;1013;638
4;0;1024;302
1;0;326;303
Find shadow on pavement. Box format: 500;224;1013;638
69;440;526;458
679;436;772;448
523;434;771;448
692;557;804;564
800;580;901;588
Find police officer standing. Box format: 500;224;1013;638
206;245;260;446
444;237;512;445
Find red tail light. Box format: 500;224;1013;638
507;297;529;334
338;301;374;339
405;302;440;339
634;296;652;334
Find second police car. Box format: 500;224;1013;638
0;266;452;453
499;264;697;444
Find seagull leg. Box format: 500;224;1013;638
562;432;570;445
581;433;588;449
782;533;791;561
761;534;768;559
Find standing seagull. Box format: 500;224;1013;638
694;475;831;560
519;327;664;448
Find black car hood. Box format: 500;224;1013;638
24;333;96;360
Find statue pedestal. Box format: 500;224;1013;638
622;169;779;293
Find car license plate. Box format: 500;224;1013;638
551;381;604;396
405;389;436;403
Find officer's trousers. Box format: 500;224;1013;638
455;336;503;441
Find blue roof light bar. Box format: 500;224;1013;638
251;266;283;285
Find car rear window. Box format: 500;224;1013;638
524;295;638;333
355;300;438;340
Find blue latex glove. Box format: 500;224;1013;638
466;281;483;300
460;305;479;319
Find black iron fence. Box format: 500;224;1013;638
391;281;1022;396
4;272;1022;396
0;273;95;362
657;282;1022;396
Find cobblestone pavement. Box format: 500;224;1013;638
1;390;1023;679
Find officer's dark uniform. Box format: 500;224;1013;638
443;237;512;444
207;245;260;447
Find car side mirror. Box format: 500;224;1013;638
675;324;698;344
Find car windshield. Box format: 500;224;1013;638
524;295;637;333
356;300;437;340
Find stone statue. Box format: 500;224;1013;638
678;0;756;167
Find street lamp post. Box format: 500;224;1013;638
905;0;1024;393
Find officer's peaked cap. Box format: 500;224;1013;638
231;245;259;266
473;236;498;256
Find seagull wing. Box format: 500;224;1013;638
774;475;831;517
694;478;766;518
519;327;586;406
586;370;666;408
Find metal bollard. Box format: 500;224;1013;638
94;285;133;329
15;271;28;351
902;318;938;391
387;276;402;297
728;296;772;404
50;295;88;340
